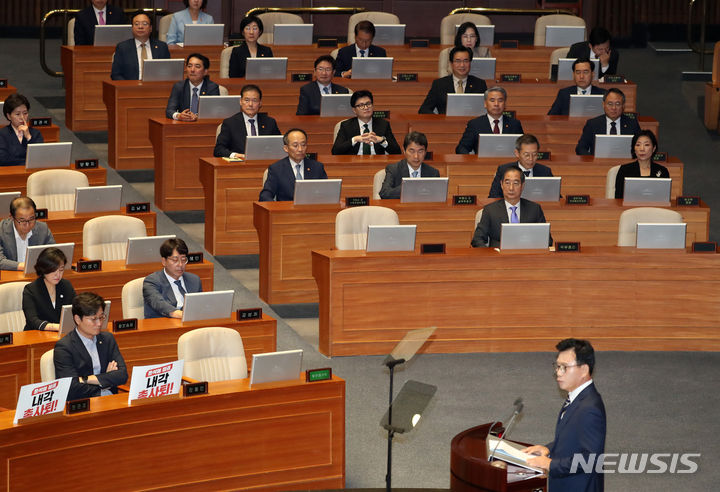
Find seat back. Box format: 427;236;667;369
83;215;147;261
333;119;349;142
438;47;452;77
27;169;89;212
67;18;76;46
605;165;620;199
219;46;233;78
158;15;172;42
534;14;586;46
549;47;570;77
218;84;228;96
439;13;492;45
257;12;304;44
0;281;30;333
474;208;484;227
262;168;269;186
335;205;399;250
617;208;683;246
216;123;223;138
121;277;146;320
347;12;400;45
40;349;55;382
372;169;386;200
177;327;247;382
330;47;339;60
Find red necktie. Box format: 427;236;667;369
493;120;500;134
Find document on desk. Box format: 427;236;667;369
14;377;72;424
128;360;184;402
487;436;545;474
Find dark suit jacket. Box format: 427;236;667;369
614;160;670;198
0;218;55;270
296;81;350;115
54;330;128;400
547;85;607;116
455;116;524;154
547;382;606;492
334;44;387;76
110;38;171;80
213;112;281;157
259;157;328;201
471;198;551;248
0;125;44;166
331;117;402;155
22;277;76;331
568;41;620;78
228;43;274;78
143;269;203;318
73;4;127;46
418;75;487;114
379;160;441;199
165;78;220;118
575;114;641;155
488;162;554;198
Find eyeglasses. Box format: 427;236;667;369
14;216;36;225
133;22;150;27
315;67;333;72
552;362;580;375
167;256;189;264
244;25;260;32
461;34;478;39
86;315;107;324
354;102;373;109
605;101;623;107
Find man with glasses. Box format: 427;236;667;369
575;88;640;155
487;134;553;198
419;46;487;114
0;196;55;271
296;55;350;115
332;90;401;155
111;10;171;80
522;338;606;492
143;238;202;318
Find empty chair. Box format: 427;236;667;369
219;46;233;78
534;14;586;46
372;169;386;200
40;349;55;382
617;207;683;246
347;12;400;44
67;18;76;46
82;215;147;261
335;205;399;250
257;12;304;44
157;15;173;42
26;169;89;212
605;165;621;199
121;277;146;320
0;281;30;332
177;327;247;382
439;13;491;45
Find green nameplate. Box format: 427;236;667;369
373;110;390;119
676;196;699;206
604;75;625;83
653;152;667;162
537;151;551;160
501;74;521;82
306;368;332;382
291;73;312;82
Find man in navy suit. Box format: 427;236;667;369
335;20;387;78
110;11;170;80
331;90;401;155
419;46;487;114
296;55;350;115
379;131;440;199
165;53;220;120
488;134;553;198
568;27;619;80
524;338;606;492
74;0;127;46
259;128;328;201
456;86;524;154
213;84;281;159
575;88;640;155
548;58;606;115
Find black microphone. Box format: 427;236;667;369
488;397;524;462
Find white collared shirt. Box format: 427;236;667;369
517;162;533;177
164;270;186;309
135;38;153;80
407;163;421;177
567;379;593;405
576;86;591;95
93;6;107;24
317;81;332;94
452;75;468;93
13;223;32;263
605;115;620;134
504;200;520;221
355;44;370;57
487;114;505;133
75;328;112;396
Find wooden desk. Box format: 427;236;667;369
312;247;720;356
0;376;345;491
0;314;276;409
200;155;685;256
0;84;17;101
0;164;106;194
32;124;60;143
255;199;709;305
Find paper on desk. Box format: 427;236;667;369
487;436;545;474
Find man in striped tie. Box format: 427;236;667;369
143;238;202;318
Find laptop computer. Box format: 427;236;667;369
58;300;111;338
24;242;75;276
250;349;304;386
351;57;394;79
181;290;234;322
197;95;242;119
0;192;21;217
293;179;342;205
373;24;406;45
500;223;551;250
568;94;604;117
622;178;672;205
366;224;417;252
141;59;184;82
320;93;354;117
636;223;687;249
244;135;285;160
594;135;633;158
470;57;496;80
273;24;313;45
74;185;123;214
476;134;521;157
400;177;449;203
125;235;175;266
446;93;486;117
183;24;224;46
521;177;561;201
25;142;73;169
245;57;288;80
93;24;132;46
557;57;600;81
545;26;585;47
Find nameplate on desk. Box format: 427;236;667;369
317;38;338;47
346;196;369;207
453;195;477;205
291;73;312;82
373;110;390;119
499;40;519;49
30;117;52;127
77;259;102;272
186;252;203;264
421;243;446;254
424;151;433;160
228;39;244;47
502;110;516;119
623;111;637;119
604;74;625;83
183;381;208;397
113;318;138;332
0;332;13;346
653;152;667;162
536;151;551;160
692;241;717;253
397;73;418;82
676;196;700;206
0;79;7;88
75;158;99;169
306;152;318;161
35;208;48;219
306;367;332;382
556;242;581;252
410;39;429;48
566;195;589;205
66;398;90;414
126;202;150;214
501;74;521;82
237;308;262;320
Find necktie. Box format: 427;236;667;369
295;164;302;180
560;397;571;419
174;279;186;298
412;170;419;178
523;170;531;177
610;121;617;135
493;119;500;134
582;89;586;95
456;80;464;94
141;43;149;73
510;206;519;223
362;123;371;155
190;87;199;114
98;11;105;25
249;118;257;136
359;49;366;57
323;86;329;94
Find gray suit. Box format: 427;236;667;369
143;269;202;318
0;218;55;270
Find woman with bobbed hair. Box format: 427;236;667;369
0;93;44;166
229;15;274;78
22;247;76;331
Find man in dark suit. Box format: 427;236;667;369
259;128;328;201
73;0;127;46
335;20;387;78
379;131;440;199
165;53;220;120
143;238;202;319
419;46;487;114
213;84;281;159
0;196;55;271
575;88;640;155
331;90;401;155
548;58;606;115
523;338;606;492
568;26;619;80
296;55;350;115
110;11;170;80
488;134;553;198
54;292;128;400
471;165;551;247
456;86;523;154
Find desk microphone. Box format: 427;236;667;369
488;397;524;462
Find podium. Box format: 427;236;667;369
450;423;547;492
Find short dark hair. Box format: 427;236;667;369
160;238;189;258
588;27;611;46
449;45;473;63
34;247;68;277
186;53;210;70
572;57;595;71
604;87;625;104
72;292;106;319
515;134;540;151
631;130;658;159
240;84;262;99
454;22;480;48
183;0;208;8
10;196;37;217
314;54;336;70
351;90;373;107
130;11;152;27
502;165;525;184
3;93;30;121
556;338;596;375
403;131;427;149
240;15;264;36
354;20;375;37
283;128;307;145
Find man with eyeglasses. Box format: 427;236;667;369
487;134;553;198
296;55;350;115
110;10;171;80
548;58;606;116
575;88;640;155
419;46;487;114
522;338;606;492
331;90;401;155
0;196;55;271
143;238;202;318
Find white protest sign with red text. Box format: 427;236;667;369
128;360;184;402
14;377;72;424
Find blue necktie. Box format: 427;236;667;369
174;279;186;298
412;170;419;178
510;206;519;223
360;49;366;57
249;118;257;136
190;87;199;114
295;164;302;180
323;86;330;94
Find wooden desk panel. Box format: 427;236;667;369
0;84;18;101
32;124;60;143
0;164;106;195
312;247;720;356
0;376;345;491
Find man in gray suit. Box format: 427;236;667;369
0;196;55;271
143;237;202;318
379;131;440;199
